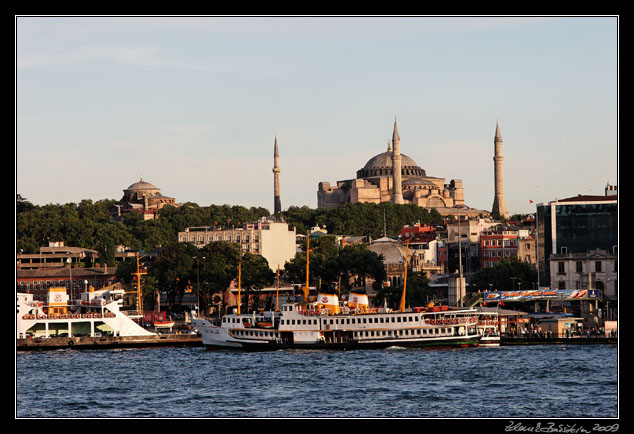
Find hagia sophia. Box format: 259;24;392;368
316;120;496;218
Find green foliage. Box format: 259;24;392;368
283;202;443;239
470;257;538;292
375;271;433;310
283;241;386;294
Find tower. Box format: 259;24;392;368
391;119;404;204
273;135;281;214
491;121;509;219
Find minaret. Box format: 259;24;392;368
273;135;281;214
391;119;404;204
491;121;509;219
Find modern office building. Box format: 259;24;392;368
535;186;618;289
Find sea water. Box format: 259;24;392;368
16;344;618;419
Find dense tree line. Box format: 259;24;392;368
285;202;443;239
17;195;438;312
16;195;443;256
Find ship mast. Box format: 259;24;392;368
132;252;147;315
303;230;314;302
237;261;242;315
399;240;410;312
276;264;280;312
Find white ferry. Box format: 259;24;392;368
193;293;481;351
17;283;155;339
476;308;501;347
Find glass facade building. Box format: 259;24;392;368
536;196;618;287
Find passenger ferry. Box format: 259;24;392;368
193;295;481;350
476;308;501;347
17;283;155;339
192;237;480;350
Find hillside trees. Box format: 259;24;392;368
17;196;442;311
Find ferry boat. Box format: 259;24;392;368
17;283;155;339
476;309;501;347
193;297;481;351
192;237;481;351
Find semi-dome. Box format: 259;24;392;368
356;151;426;179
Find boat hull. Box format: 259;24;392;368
195;322;480;351
479;336;501;347
202;339;481;351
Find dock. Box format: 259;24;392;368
17;333;202;351
501;336;617;345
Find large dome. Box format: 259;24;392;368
125;178;159;192
356;151;426;179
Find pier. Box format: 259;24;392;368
501;334;616;346
17;333;202;351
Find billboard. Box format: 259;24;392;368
483;289;599;302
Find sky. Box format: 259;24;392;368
15;16;618;215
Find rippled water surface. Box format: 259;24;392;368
16;344;618;418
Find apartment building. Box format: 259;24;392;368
178;217;296;271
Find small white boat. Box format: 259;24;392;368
476;308;501;347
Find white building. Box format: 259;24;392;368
178;217;297;271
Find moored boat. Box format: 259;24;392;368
193;297;481;350
192;236;480;351
17;283;155;339
476;308;501;347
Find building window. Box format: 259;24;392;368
595;261;602;273
576;261;583;273
558;262;565;274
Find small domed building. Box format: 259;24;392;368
317;120;483;217
115;177;178;220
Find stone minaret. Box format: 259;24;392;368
273;135;281;214
491;121;509;219
391;119;404;204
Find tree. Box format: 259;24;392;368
336;244;387;292
470;257;538;292
375;271;432;310
239;253;275;311
148;242;198;310
196;242;241;316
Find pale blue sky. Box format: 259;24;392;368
16;16;618;215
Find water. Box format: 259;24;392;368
16;344;618;419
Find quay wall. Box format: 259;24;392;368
501;336;616;345
17;333;202;351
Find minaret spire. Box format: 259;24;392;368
391;118;404;204
273;134;281;214
491;121;509;219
